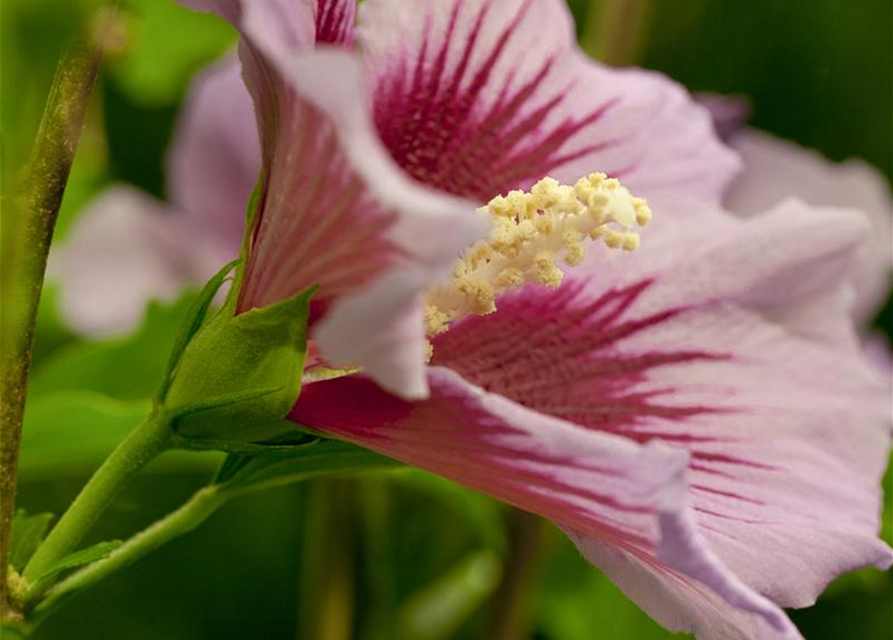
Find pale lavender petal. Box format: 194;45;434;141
291;368;799;639
424;203;890;625
696;92;751;142
570;533;800;640
725;128;893;322
864;332;893;378
234;42;485;398
48;186;210;336
178;0;487;398
360;0;739;203
177;0;355;47
167;54;260;276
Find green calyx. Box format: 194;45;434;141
158;261;317;444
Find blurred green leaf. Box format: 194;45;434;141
398;549;503;640
1;0;103;174
28;294;195;400
10;510;55;572
110;0;235;106
394;470;507;555
20;391;204;482
19;389;222;482
534;531;688;640
19;391;151;481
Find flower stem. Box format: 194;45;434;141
32;485;227;618
296;480;356;640
0;11;109;618
22;411;172;592
487;509;549;640
582;0;655;67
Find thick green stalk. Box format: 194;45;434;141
582;0;655;66
22;412;172;592
0;13;107;618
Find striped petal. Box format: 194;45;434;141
426;202;891;632
291;366;801;640
182;0;489;398
294;200;891;639
360;0;739;203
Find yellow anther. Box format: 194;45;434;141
563;229;586;266
423;173;651;336
533;252;564;287
424;305;450;336
496;267;525;289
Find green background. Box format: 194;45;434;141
2;1;891;639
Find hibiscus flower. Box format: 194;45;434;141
63;1;893;638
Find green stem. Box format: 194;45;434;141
33;485;226;617
487;510;549;640
0;11;108;618
22;412;172;591
582;0;655;66
296;480;356;640
358;478;394;640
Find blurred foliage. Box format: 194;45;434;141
3;0;891;639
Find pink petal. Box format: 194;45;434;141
569;532;800;640
724;128;893;322
177;0;355;48
48;186;209;336
228;25;486;397
291;368;800;639
180;0;487;397
359;0;740;203
696;92;751;142
427;202;891;616
167;54;261;277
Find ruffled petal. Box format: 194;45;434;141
569;532;799;640
198;0;488;397
167;54;260;275
724;128;893;322
179;0;487;397
428;201;891;618
696;92;751;142
48;186;205;336
291;367;800;639
360;0;739;203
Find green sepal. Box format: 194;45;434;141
161;286;317;443
156;259;239;402
172;431;319;455
213;439;401;497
